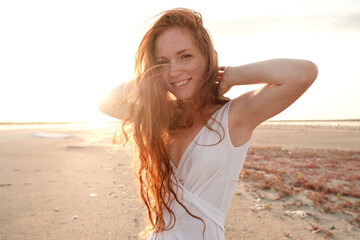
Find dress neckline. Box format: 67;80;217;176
170;102;230;172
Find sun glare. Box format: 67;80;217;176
1;0;359;122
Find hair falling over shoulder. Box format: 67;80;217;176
116;8;229;238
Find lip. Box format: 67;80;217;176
171;78;192;88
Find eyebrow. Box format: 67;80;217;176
176;49;190;55
156;49;192;60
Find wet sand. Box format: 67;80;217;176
0;123;359;239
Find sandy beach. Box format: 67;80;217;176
0;123;359;240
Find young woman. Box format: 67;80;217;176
99;8;318;240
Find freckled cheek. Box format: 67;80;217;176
160;72;171;89
185;60;204;71
189;61;206;78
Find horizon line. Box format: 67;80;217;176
1;119;360;125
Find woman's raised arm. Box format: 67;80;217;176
98;81;134;120
220;58;318;143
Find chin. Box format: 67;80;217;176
176;95;194;102
169;89;196;102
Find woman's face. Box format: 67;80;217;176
155;27;206;101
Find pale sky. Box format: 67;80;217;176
1;0;359;122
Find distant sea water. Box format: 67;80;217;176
0;120;360;130
263;120;360;129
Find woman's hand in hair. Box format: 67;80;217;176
217;66;232;96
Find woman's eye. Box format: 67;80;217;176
182;54;192;59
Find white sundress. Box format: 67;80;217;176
147;100;251;240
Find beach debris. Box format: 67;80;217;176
33;132;72;138
54;208;60;212
243;146;360;218
0;184;12;187
256;193;264;198
134;217;139;227
89;193;97;198
118;184;124;188
67;145;84;149
347;225;355;232
71;215;79;220
250;204;271;211
108;192;118;198
283;233;290;238
268;194;280;201
281;200;305;208
284;210;309;218
104;168;113;171
306;223;333;237
349;214;360;228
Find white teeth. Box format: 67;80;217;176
173;79;190;87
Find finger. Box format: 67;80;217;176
218;66;227;71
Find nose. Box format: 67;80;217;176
169;61;182;78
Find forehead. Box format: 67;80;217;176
155;27;197;57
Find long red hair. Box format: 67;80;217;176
119;8;229;237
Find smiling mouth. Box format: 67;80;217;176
172;78;191;87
